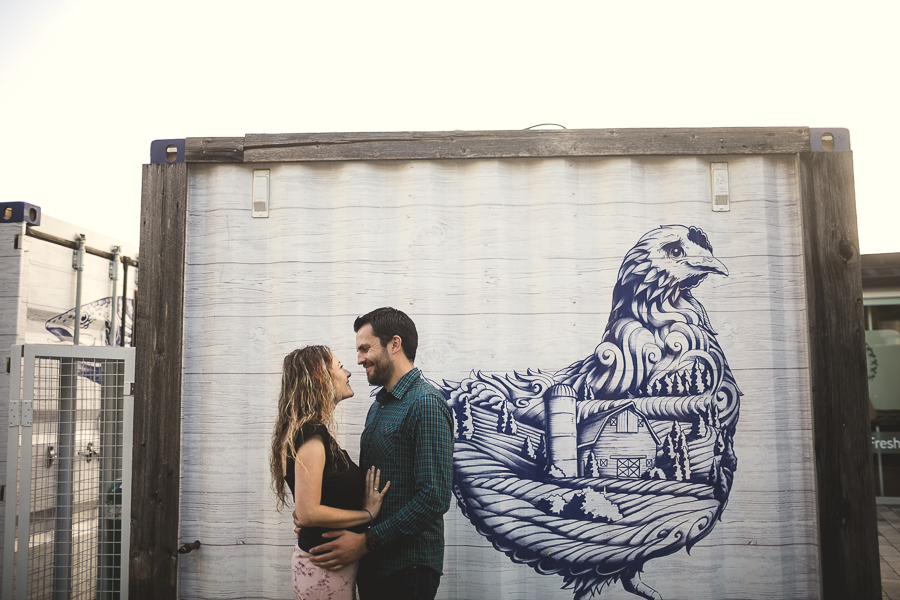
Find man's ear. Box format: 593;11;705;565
390;335;402;356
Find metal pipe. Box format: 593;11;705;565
877;425;885;497
109;246;120;347
73;234;86;346
120;260;129;346
54;358;77;599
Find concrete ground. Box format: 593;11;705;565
878;504;900;599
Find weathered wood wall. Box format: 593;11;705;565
174;154;824;599
130;163;187;599
799;150;880;598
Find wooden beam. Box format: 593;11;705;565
239;127;810;162
130;162;187;599
184;136;244;162
799;150;880;599
24;225;139;266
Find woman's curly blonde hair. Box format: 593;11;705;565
270;345;347;510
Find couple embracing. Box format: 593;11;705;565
270;307;454;600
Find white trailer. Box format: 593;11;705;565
0;208;138;585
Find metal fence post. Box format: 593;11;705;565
53;357;76;599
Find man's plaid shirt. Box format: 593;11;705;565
359;367;454;579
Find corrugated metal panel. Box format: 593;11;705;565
180;155;818;599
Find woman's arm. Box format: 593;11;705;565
293;435;388;529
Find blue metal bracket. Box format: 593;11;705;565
150;139;186;164
0;202;41;226
810;128;851;152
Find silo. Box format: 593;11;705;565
544;383;578;477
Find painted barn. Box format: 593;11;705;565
577;402;660;479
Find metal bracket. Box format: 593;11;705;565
46;445;57;468
125;381;135;396
109;246;120;279
21;402;32;427
810;128;850;152
8;402;20;427
178;540;202;554
77;442;100;463
150;139;186;164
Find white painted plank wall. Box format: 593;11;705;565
179;155;819;599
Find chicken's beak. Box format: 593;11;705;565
689;256;729;276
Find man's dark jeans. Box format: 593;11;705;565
358;566;441;600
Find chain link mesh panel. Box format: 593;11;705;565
4;348;132;600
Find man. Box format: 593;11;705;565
308;307;454;600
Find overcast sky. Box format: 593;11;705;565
2;0;897;253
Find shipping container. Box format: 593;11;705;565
134;128;875;600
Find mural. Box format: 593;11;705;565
45;297;134;347
442;225;741;600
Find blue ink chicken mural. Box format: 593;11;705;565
441;225;740;600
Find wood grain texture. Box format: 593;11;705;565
176;155;823;599
131;162;187;600
185;137;244;163
240;128;811;162
799;150;880;599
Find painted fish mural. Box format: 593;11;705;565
442;225;740;600
45;296;134;347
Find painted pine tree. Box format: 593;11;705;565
584;451;600;478
496;401;514;434
674;371;685;395
536;434;548;473
454;396;475;440
689;408;708;440
659;422;692;481
673;423;691;481
522;436;537;461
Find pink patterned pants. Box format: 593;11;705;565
292;545;359;600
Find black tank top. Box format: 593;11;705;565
285;423;367;551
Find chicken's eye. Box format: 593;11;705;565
663;242;684;258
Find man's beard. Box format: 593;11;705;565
366;353;395;387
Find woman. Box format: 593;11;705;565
270;345;389;600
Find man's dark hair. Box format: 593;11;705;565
354;307;418;362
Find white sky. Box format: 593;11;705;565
1;0;897;253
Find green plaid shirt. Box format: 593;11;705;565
359;367;454;579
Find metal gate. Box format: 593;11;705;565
3;345;134;600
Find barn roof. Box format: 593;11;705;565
576;402;662;450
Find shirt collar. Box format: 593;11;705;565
375;367;421;404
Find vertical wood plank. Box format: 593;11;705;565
130;162;187;599
799;150;880;599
